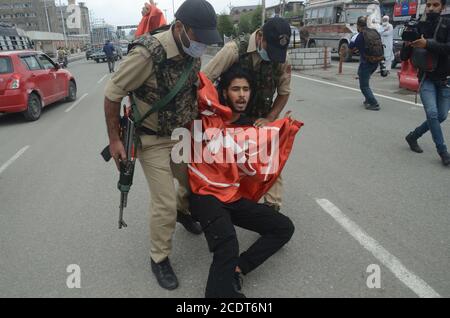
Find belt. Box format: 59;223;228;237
136;126;157;136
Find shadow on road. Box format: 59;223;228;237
0;101;67;127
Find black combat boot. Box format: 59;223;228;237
151;258;179;290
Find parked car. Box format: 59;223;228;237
91;46;122;63
119;42;129;56
392;25;404;69
85;48;93;60
0;50;77;121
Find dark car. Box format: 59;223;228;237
91;46;122;63
85;48;93;60
392;25;404;69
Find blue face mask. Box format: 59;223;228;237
180;26;207;58
257;45;271;62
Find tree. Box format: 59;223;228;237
238;12;252;35
251;6;263;31
217;14;235;38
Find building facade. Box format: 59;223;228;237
0;0;90;45
55;0;91;45
230;5;258;23
0;0;60;32
266;1;305;26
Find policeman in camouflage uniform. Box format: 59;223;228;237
203;17;293;212
103;0;221;291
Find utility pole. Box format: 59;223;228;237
43;0;51;32
228;2;233;14
58;0;68;47
172;0;175;20
163;9;168;20
281;0;287;17
262;0;266;26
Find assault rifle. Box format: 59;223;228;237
101;100;136;229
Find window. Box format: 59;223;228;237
323;7;333;24
37;54;55;70
317;8;326;24
305;9;311;19
0;57;13;74
336;7;344;23
20;55;41;71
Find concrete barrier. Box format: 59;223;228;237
289;47;332;71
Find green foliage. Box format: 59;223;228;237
238;5;263;35
238;12;252;34
251;6;263;31
217;14;235;37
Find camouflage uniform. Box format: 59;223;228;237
131;34;201;136
234;34;283;119
104;28;197;263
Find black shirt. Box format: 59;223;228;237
401;17;450;81
231;114;255;126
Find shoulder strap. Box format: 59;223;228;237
132;59;195;127
433;17;443;40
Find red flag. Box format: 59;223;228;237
135;3;167;37
188;73;303;203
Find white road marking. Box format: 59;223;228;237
65;93;89;113
315;198;441;298
97;74;108;84
0;146;30;175
293;74;425;107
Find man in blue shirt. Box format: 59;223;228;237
103;40;116;73
348;16;381;111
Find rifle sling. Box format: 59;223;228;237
132;59;195;127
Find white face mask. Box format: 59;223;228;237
179;25;207;58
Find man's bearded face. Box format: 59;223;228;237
223;78;251;113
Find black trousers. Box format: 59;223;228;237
107;56;115;72
189;194;295;298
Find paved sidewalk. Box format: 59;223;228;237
68;52;86;63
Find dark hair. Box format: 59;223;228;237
357;16;367;27
217;64;254;105
427;0;447;5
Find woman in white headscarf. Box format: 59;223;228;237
380;15;394;71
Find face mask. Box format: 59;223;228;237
179;26;207;58
257;45;270;62
427;12;441;21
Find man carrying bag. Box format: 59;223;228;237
402;0;450;166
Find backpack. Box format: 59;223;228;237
362;28;385;63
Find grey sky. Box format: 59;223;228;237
77;0;284;27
